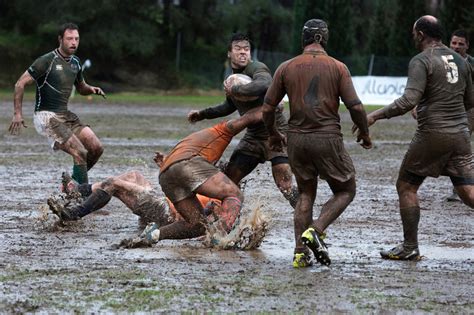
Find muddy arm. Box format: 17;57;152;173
231;70;272;97
199;99;237;119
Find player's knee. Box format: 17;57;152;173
232;189;244;202
276;177;293;193
89;142;104;158
99;178;115;191
129;170;142;180
458;189;474;208
346;188;356;202
396;180;415;196
72;147;88;164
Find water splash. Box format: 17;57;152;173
204;201;269;250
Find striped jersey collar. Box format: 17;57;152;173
54;48;72;63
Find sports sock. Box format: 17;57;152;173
67;189;112;219
72;164;88;184
283;186;299;209
77;184;93;197
400;206;420;248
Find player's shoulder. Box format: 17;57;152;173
467;54;474;67
410;50;429;65
329;56;348;69
70;55;82;68
244;60;270;75
35;50;56;63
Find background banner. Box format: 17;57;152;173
351;76;407;105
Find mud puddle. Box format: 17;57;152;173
0;101;472;313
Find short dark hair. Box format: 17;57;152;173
58;23;79;38
414;17;443;40
451;29;469;43
228;33;250;51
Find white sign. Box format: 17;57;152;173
352;76;407;105
281;76;407;106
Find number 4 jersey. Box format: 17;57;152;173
264;50;361;135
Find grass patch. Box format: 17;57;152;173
0;89;224;107
0;88;384;110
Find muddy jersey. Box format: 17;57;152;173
27;49;84;113
160;121;234;172
467;55;474;69
265;50;361;135
383;45;473;133
201;61;287;140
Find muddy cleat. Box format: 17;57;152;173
293;252;313;268
47;195;79;221
140;222;161;243
380;243;421;261
60;172;76;194
118;236;153;249
301;228;331;266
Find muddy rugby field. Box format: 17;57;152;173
0;99;472;313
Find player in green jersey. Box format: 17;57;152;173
9;23;105;185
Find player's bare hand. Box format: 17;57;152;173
223;80;233;97
357;133;372;149
187;110;203;123
352;113;376;135
153;151;165;167
8;116;27;135
268;131;286;152
411;107;417;120
92;87;106;99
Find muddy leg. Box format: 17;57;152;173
396;179;421;248
293;175;317;254
271;162;298;209
159;196;207;240
77;127;103;171
454;184;474;208
312;177;356;234
56;134;89;184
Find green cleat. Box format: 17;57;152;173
301;228;331;266
293;252;313;268
380;244;421;261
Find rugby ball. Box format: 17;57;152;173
224;74;259;102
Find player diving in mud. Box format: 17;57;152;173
48;107;268;249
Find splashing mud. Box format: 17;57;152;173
204;202;268;250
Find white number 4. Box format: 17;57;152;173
441;55;458;84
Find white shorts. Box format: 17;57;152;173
33;110;83;149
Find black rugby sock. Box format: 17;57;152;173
68;189;112;219
400;206;420;248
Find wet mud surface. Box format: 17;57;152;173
0;101;472;313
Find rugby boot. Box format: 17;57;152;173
380;243;421;261
140;222;161;243
60;172;76;194
293;252;313;268
301;228;331;266
61;172;92;197
47;196;80;221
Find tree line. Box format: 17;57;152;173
0;0;472;90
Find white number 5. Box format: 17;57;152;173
441;55;458;84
